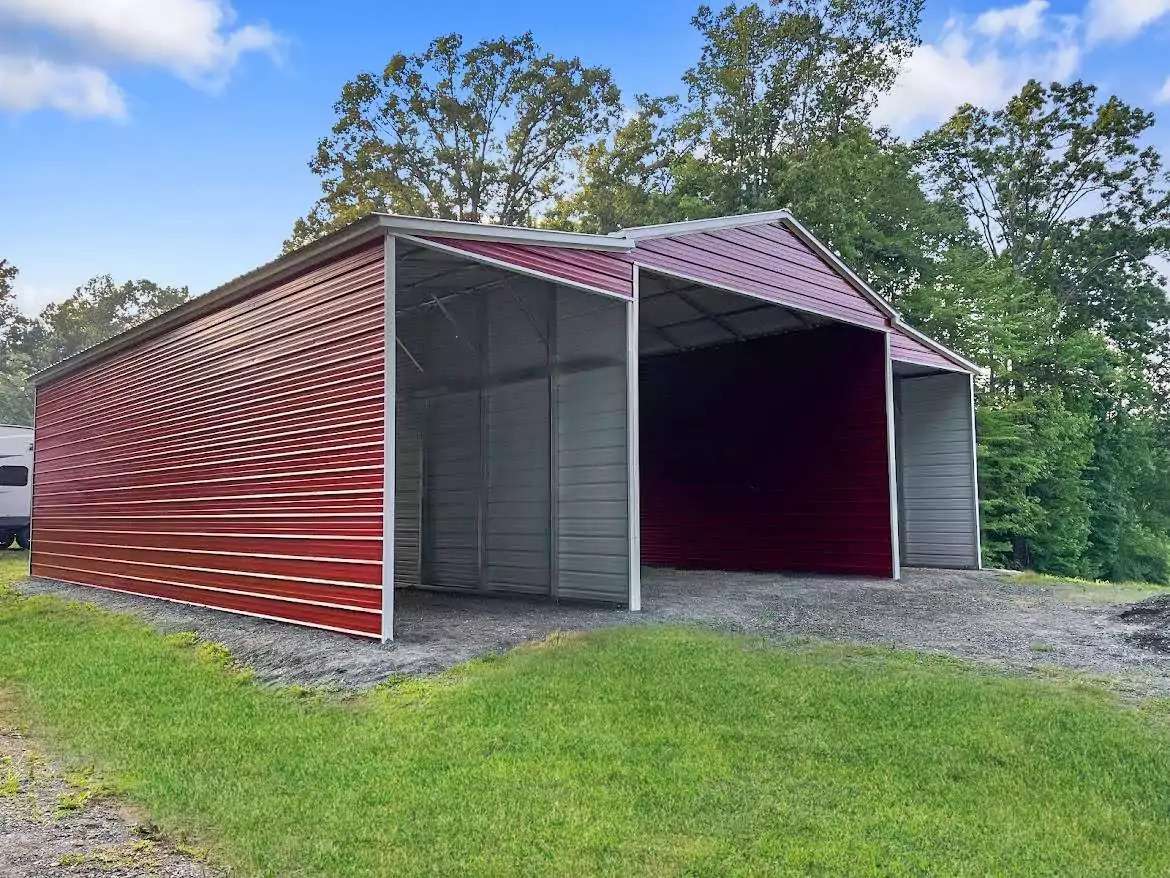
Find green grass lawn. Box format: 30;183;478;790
3;553;1170;876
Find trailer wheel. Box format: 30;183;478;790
14;527;29;551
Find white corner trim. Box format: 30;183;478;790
967;372;984;570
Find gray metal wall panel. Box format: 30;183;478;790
424;391;481;589
484;284;551;595
555;288;630;602
896;373;979;568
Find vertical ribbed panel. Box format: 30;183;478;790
423;391;481;590
896;373;980;568
555;287;630;601
394;266;630;604
31;244;386;637
485;284;551;595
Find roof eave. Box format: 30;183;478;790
31;215;387;387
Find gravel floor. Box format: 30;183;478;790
0;727;218;878
18;567;1170;697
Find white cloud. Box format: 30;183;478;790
975;0;1050;40
0;0;277;117
1085;0;1170;43
874;9;1081;135
0;0;278;84
1156;75;1170;102
0;53;126;118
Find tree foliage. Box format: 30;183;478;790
0;270;188;424
287;32;621;250
911;82;1170;579
916;80;1170;362
681;0;922;204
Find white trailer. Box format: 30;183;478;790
0;425;32;549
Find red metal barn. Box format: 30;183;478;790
30;211;981;640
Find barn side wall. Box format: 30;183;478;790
895;373;981;569
392;271;630;603
640;325;893;577
31;244;386;637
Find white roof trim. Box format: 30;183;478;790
615;210;794;239
377;214;632;251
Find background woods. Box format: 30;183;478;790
4;1;1167;582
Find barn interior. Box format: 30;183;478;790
636;269;896;579
391;239;631;605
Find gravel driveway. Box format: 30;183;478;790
18;567;1170;697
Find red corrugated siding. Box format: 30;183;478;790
32;244;385;637
632;223;888;329
889;327;958;370
424;236;635;298
640;325;893;576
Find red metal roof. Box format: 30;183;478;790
31;210;975;386
421;236;635;299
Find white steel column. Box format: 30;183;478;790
381;234;397;641
883;333;902;581
626;269;642;611
968;371;983;569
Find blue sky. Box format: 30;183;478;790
2;0;1169;313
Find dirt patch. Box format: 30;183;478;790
0;727;219;878
18;568;1170;698
1116;594;1170;653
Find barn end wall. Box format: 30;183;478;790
31;244;386;637
895;372;981;569
640;325;894;577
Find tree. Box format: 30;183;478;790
915;80;1170;362
915;81;1170;580
544;96;699;234
680;0;923;209
0;260;33;425
0;274;188;424
287;32;621;250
